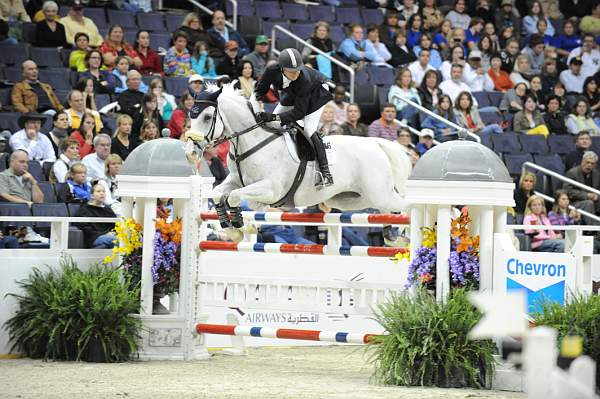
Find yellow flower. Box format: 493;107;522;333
422;227;437;248
103;255;114;265
391;248;410;263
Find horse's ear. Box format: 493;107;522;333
207;87;222;102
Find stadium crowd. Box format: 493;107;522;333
0;0;599;250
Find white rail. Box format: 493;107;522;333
534;190;600;223
522;161;600;196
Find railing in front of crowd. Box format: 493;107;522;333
534;190;600;223
522;162;600;198
270;25;355;102
185;0;236;29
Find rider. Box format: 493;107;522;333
254;48;334;189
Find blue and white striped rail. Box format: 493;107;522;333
196;323;379;344
199;241;408;257
200;211;409;225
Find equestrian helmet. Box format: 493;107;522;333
279;48;303;72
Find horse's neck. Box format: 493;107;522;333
223;101;281;150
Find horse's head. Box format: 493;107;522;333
186;84;224;146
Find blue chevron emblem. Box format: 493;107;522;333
507;278;565;313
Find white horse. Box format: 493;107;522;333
187;83;412;240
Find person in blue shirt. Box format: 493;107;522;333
406;14;423;49
522;0;555;36
524;19;553;47
415;128;435;155
413;33;443;69
464;17;484;50
207;10;250;57
433;19;451;51
552;20;581;58
191;41;218;79
421;94;459;141
339;24;382;63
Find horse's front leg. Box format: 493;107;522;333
227;180;277;210
211;177;240;228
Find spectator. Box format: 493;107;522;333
74;77;98;111
422;94;459;141
34;0;65;47
446;0;471;30
79;50;117;95
527;19;553;47
514;172;536;214
523;1;555;36
488;52;514;92
523;195;565;252
132;92;164;138
464;17;484;50
368;103;401;140
96;153;122;215
0;231;18;249
560;56;587;94
548;190;581;226
397;0;419;22
112;56;132;94
510;55;533;87
405;14;422;48
513;94;549;137
0;0;30;22
395;127;415;151
326;85;348;125
439;63;474;105
111;114;137;161
564;151;600;215
416;128;435;155
560;0;594;20
74;182;117;249
68;32;91;72
366;25;392;66
51;138;80;183
9;113;56;163
61;162;91;203
69;112;96;157
191;40;218;79
164;30;192;77
530;75;544;107
522;35;545;75
414;33;442;69
0;18;15;45
378;10;401;46
421;0;443;32
407;48;434;86
567;34;600;80
99;24;142;70
496;0;520;38
178;12;215;53
477;34;496;69
135;30;163;77
389;68;421;126
462;50;494;91
117;70;146;124
341;103;368;136
455;91;502;135
150;78;177;123
567;99;600;135
566;131;592;170
441;44;466;81
583;77;600;116
553;20;581;58
544;95;568;135
243;35;275;79
65;90;102;134
45;111;69;157
473;0;494;25
82;133;111;181
207;10;249;57
541;58;559;98
11;60;63;114
433;19;451;51
60;0;102;47
484;22;500;49
176;117;192;143
339;24;382;64
0;149;44;206
418;69;443;109
388;30;416;68
188;73;204;98
317;105;343;136
580;1;600;35
139;120;159;142
500;38;520;73
168;93;193;139
216;40;242;79
500;82;528;113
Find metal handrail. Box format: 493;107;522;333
228;0;237;29
522;162;600;196
186;0;235;29
270;25;355;102
391;95;481;143
534;190;600;223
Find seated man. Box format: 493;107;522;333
207;10;250;58
59;0;103;47
368;103;401;141
9;113;56;163
11;60;64;114
74;182;116;249
82;134;112;181
339;24;384;64
0;149;44;207
117;70;146;121
564;151;600;225
65;90;103;134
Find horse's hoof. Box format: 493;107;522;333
384;237;408;248
225;228;244;242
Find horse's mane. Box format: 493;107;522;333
221;80;260;114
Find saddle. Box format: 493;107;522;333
286;123;316;162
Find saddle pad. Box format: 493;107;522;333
284;133;337;165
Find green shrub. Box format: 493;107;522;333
534;294;600;388
5;257;142;362
368;288;496;388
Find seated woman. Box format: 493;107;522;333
168;93;194;139
513;94;549;137
69;33;90;72
418;70;443;110
566;99;600;136
96;154;123;216
499;82;528;113
388;30;416;68
422;94;458;141
487;52;513;93
233;61;255;99
523;195;564;253
455;91;502;135
301;21;338;80
340;103;368;137
139;120;160;142
440;44;466;82
34;0;66;47
134;30;163;77
317;105;343;136
78;50;117;95
388;68;421;126
111;114;138;161
99;24;142;70
150;78;178;123
191;41;218;79
395;127;416;151
177;12;214;53
75;78;98;111
74;182;117;249
51;138;80;183
510;55;533;87
514;172;536;215
69;112;96;157
413;34;442;69
548;190;581;226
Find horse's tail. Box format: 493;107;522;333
374;139;412;196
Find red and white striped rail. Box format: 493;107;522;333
198;241;408;257
196;323;380;344
200;211;409;225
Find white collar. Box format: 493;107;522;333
282;73;292;89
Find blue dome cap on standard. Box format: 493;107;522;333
120;138;195;177
409;141;512;183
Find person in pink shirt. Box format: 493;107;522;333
523;195;565;252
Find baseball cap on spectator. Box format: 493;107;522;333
569;56;583;65
501;0;512;6
70;0;84;10
468;50;482;60
225;40;238;51
188;74;204;84
418;128;434;138
255;35;269;45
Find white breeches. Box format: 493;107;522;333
273;103;325;139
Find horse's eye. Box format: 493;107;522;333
203;114;212;122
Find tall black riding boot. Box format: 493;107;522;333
310;133;334;189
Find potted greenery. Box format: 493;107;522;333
5;258;141;362
368;288;496;388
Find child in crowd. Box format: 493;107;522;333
548;190;580;225
191;41;218;79
416;128;435;155
523;195;565;252
69;32;91;72
74;182;117;249
66;163;92;203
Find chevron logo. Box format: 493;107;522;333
507;278;565;314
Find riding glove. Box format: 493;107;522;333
256;112;278;123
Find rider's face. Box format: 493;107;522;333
283;69;300;81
